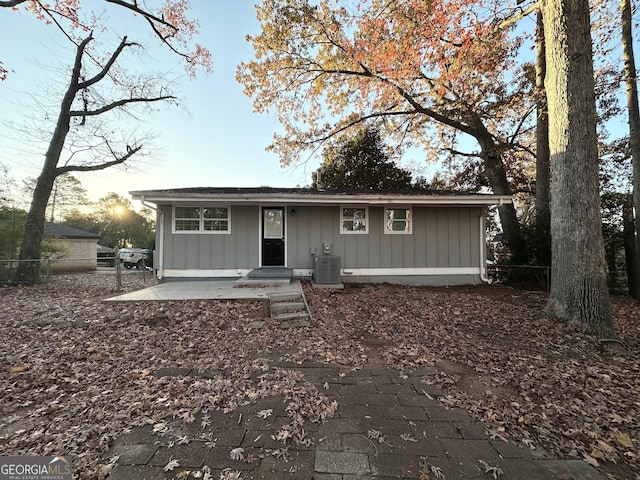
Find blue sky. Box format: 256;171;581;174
0;3;342;207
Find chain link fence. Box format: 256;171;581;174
488;264;630;293
487;264;551;292
0;256;155;288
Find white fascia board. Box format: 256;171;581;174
163;269;250;278
341;267;482;276
130;192;512;207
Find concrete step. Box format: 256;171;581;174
247;267;292;279
235;278;291;287
270;302;306;314
268;290;311;328
269;292;303;302
280;318;311;329
272;311;310;322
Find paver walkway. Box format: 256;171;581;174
104;355;605;480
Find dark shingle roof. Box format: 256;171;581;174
44;222;100;239
130;186;512;207
132;186;475;196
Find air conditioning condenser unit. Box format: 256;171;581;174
313;255;341;284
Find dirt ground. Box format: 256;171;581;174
1;274;639;479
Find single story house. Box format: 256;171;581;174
129;187;512;286
43;222;101;272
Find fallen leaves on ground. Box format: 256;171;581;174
1;274;639;479
303;283;640;479
0;274;334;477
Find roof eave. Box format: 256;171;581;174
131;191;512;206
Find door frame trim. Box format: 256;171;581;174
259;205;286;267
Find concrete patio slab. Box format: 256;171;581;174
102;279;304;302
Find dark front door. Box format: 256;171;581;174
262;207;285;266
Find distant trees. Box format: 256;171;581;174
95;193;155;249
63;193;155;249
1;165;154;259
0;206;26;261
23;174;89;223
0;163;25;260
312;128;417;190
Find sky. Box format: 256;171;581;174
2;3;633;214
1;2;373;209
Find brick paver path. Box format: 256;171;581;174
104;358;605;479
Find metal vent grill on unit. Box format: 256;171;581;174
313;255;341;284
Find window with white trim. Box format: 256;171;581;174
203;207;230;232
173;206;230;233
341;207;368;234
174;206;200;231
384;207;412;234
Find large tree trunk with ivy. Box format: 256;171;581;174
535;10;551;266
542;0;614;337
621;0;640;300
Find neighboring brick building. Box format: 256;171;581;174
44;222;101;272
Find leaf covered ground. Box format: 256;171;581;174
0;273;639;479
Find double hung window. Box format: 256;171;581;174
340;207;368;234
174;206;230;233
384;208;412;234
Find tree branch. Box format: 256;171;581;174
77;36;136;90
69;95;175;117
0;0;28;6
104;0;198;66
55;145;142;175
305;63;478;138
508;104;537;144
496;1;540;30
391;81;478;137
104;0;177;31
3;0;211;77
444;148;481;158
143;15;192;64
309;110;421;144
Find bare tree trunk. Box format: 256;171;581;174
535;10;551;266
542;0;614;337
49;182;58;222
623;194;638;294
13;174;57;284
12;35;168;285
621;0;640;301
13;38;81;284
486;151;527;264
475;128;527;264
